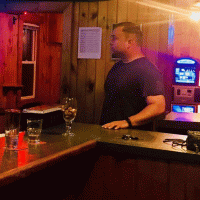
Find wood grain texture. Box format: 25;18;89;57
62;0;173;124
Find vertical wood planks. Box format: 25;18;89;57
136;159;169;200
49;45;62;104
85;2;98;123
94;1;108;124
62;3;73;98
37;14;51;102
117;0;128;23
76;2;89;123
0;13;6;107
70;2;79;98
169;162;187;200
127;0;138;24
3;14;18;86
66;0;173;124
105;0;117;78
17;16;23;87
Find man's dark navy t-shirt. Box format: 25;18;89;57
100;57;165;130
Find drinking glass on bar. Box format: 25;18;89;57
61;97;77;136
4;109;21;150
27;119;43;144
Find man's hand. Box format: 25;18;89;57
102;120;129;130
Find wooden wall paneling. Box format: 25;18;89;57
4;14;18;86
173;18;183;58
20;13;44;26
79;155;138;199
136;2;151;51
179;22;190;57
127;0;138;23
17;16;23;87
0;13;6;107
186;20;200;60
136;3;150;24
47;13;63;44
17;16;24;108
136;159;169;200
0;13;7;133
46;14;63;104
105;0;117;78
117;0;128;23
0;14;22;110
69;0;177;122
37;14;51;103
94;1;108;124
70;2;79;98
142;7;160;66
46;13;63;100
84;2;98;124
169;162;187;200
61;3;73;98
49;45;62;104
157;11;172;112
170;162;200;200
76;2;89;123
78;155;115;199
186;164;200;200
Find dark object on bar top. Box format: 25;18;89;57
21;105;65;130
186;130;200;153
163;138;186;147
122;134;139;140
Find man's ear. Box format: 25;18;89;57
128;39;133;44
127;38;134;48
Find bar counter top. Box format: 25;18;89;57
0;122;199;186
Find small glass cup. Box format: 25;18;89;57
4;109;21;150
27;119;43;144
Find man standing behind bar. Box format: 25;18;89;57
100;22;166;130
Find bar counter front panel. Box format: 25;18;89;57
0;123;200;199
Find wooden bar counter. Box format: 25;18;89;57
0;123;200;199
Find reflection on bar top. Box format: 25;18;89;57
165;112;200;122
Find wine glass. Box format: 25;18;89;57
61;97;77;136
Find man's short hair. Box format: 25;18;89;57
113;22;143;46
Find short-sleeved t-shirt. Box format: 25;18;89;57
100;57;165;130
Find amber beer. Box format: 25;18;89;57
63;107;77;122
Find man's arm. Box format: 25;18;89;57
102;95;165;129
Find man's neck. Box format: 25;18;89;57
122;52;145;63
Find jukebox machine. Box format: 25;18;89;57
172;58;200;113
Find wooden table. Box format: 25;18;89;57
0;123;199;199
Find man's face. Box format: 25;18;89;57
110;26;128;58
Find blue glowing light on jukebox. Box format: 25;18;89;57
172;105;196;113
174;58;198;85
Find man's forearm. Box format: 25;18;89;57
129;103;165;127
